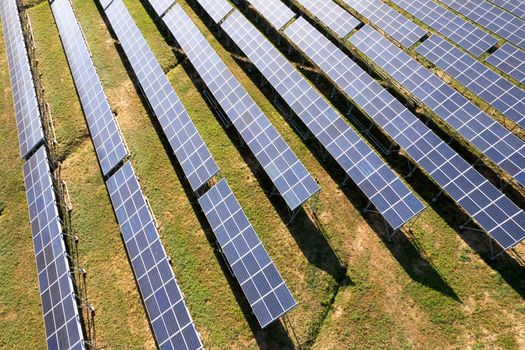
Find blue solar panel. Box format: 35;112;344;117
194;0;233;23
198;179;296;328
340;0;426;47
220;10;425;231
349;26;525;188
392;0;498;57
417;35;525;129
0;0;45;159
293;0;361;37
103;0;220;192
50;0;128;176
106;162;203;350
23;147;86;350
282;17;525;250
148;0;174;17
486;43;525;85
438;0;525;51
160;3;320;211
244;0;295;30
490;0;525;21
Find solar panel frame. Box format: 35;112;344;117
0;0;45;159
103;0;220;192
198;179;297;328
486;43;525;85
194;0;233;23
489;0;525;21
244;0;296;30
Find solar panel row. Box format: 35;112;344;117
0;0;44;159
340;0;426;48
349;26;525;188
486;43;525;85
245;0;295;30
190;0;233;23
218;9;425;231
392;0;498;57
489;0;525;21
416;35;525;130
280;17;525;250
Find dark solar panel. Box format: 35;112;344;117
340;0;426;47
194;0;233;23
283;17;525;249
198;179;296;328
392;0;498;57
486;43;525;85
220;10;425;230
417;35;525;129
438;0;525;51
50;0;128;176
161;3;320;211
148;0;174;17
294;0;360;37
0;0;45;159
244;0;295;30
490;0;525;21
106;162;203;350
349;25;525;188
23;147;86;350
104;0;220;192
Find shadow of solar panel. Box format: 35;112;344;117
103;0;219;192
491;0;525;21
106;162;203;350
161;3;320;211
220;10;424;230
198;179;296;328
0;0;45;159
50;0;128;176
486;43;525;85
23;147;86;350
282;18;525;249
294;0;360;37
244;0;295;30
194;0;233;23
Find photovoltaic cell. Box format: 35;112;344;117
293;0;361;37
489;0;525;21
161;3;320;211
438;0;525;51
349;25;525;187
417;35;525;129
220;10;425;230
198;179;296;328
283;17;525;249
194;0;233;23
23;147;85;350
391;0;498;57
486;43;525;85
103;0;220;192
0;0;44;159
148;0;174;17
340;0;426;47
106;162;203;350
50;0;128;176
244;0;295;30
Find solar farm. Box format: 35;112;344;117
1;0;525;348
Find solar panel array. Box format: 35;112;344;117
194;0;232;23
490;0;525;21
244;0;295;30
147;0;174;16
106;162;203;350
104;0;219;192
198;179;297;328
0;0;44;159
391;0;498;57
486;43;525;85
282;17;525;249
340;0;426;48
416;35;525;130
438;0;525;51
349;25;525;188
293;0;361;37
50;0;128;176
220;10;425;230
23;147;86;350
162;3;320;211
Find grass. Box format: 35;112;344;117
0;0;524;349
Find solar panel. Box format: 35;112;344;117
220;10;425;230
283;17;525;249
244;0;295;30
486;43;525;85
438;0;525;51
50;0;128;176
103;0;220;192
417;35;525;130
490;0;525;21
106;162;203;350
198;179;296;327
391;0;498;57
194;0;233;23
293;0;361;37
0;0;45;159
148;0;174;16
23;147;86;350
161;3;320;211
340;0;426;47
349;25;525;188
